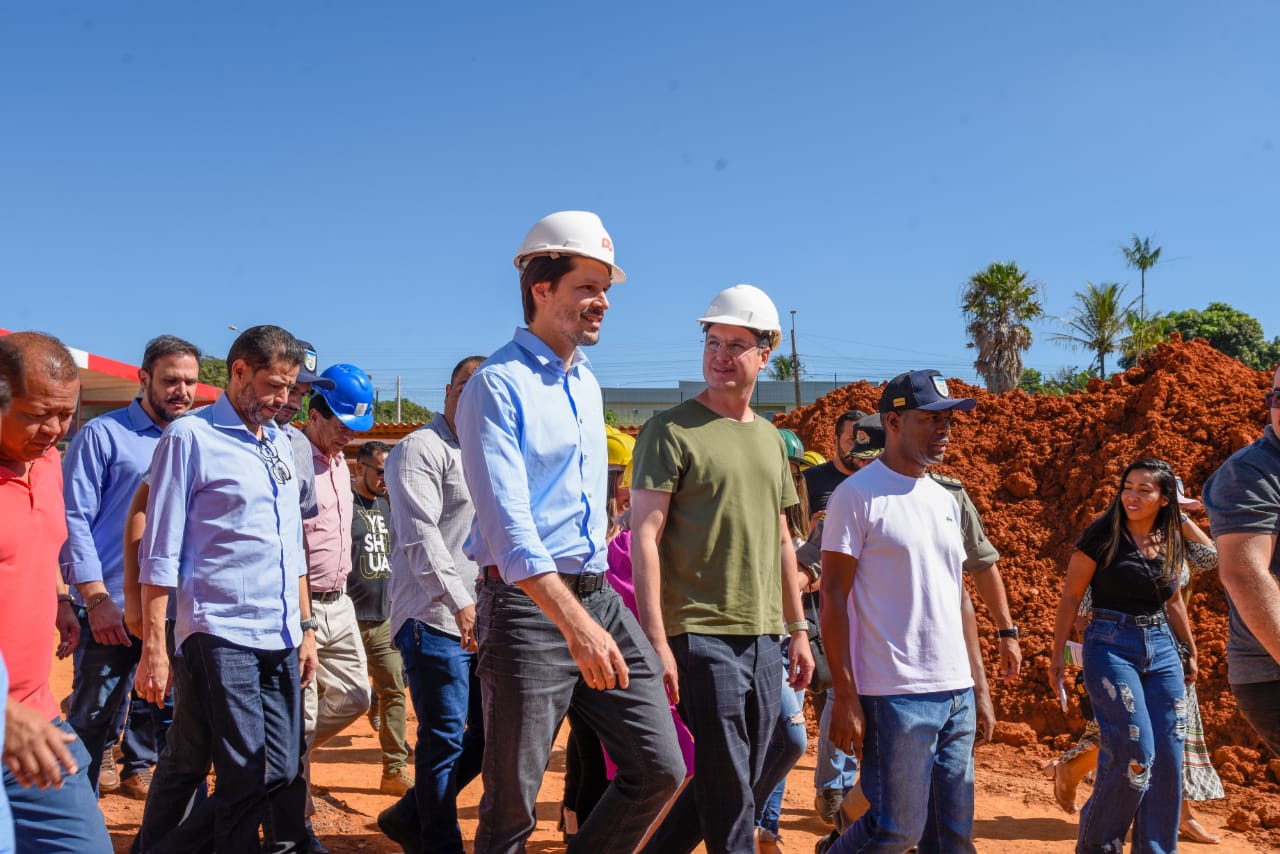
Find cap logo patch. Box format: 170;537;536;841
354;402;369;416
304;350;318;372
893;396;907;408
601;237;613;252
855;429;870;445
932;376;950;398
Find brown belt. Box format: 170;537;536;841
481;565;608;597
310;588;344;604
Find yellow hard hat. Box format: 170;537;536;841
802;450;826;468
620;460;633;489
606;426;635;468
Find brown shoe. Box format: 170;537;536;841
379;769;414;796
120;768;153;800
98;747;120;793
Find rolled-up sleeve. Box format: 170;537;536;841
456;371;558;584
59;425;109;586
139;429;192;588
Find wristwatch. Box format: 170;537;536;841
997;626;1020;639
300;618;319;633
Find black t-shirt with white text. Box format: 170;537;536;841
349;491;392;622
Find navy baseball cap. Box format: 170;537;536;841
846;414;886;460
878;369;976;414
295;340;336;389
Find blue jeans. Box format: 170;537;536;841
390;619;484;854
816;687;859;792
828;689;977;854
642;633;783;854
3;718;112;853
1078;611;1186;854
756;680;807;836
474;578;683;854
170;633;307;854
67;611;172;787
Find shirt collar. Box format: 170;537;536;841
511;327;591;374
427;411;457;444
126;398;163;434
207;393;279;442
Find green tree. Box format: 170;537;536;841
199;356;228;388
1119;312;1171;368
1164;302;1280;370
961;261;1044;394
1121;234;1162;354
1019;366;1093;395
768;354;803;382
1048;281;1134;377
374;399;433;423
604;407;620;427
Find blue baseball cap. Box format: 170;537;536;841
878;369;976;414
295;340;336;389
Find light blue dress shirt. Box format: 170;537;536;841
457;327;608;584
139;394;307;651
59;399;162;604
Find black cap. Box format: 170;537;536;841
846;414;886;460
295;340;336;389
878;369;976;414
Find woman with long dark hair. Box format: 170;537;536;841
1051;458;1196;853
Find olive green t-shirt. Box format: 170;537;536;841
633;399;799;636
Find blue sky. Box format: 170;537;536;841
4;2;1278;411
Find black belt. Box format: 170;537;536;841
1093;610;1165;627
310;588;344;604
481;565;608;597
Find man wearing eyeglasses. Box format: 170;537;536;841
136;325;316;853
1204;367;1280;757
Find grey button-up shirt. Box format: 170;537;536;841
385;413;479;638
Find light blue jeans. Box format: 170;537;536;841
827;688;976;854
816;687;859;792
1078;610;1185;854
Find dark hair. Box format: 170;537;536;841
1097;458;1184;584
835;409;868;442
450;355;487;386
0;376;10;412
519;255;577;324
784;467;812;542
309;392;336;420
142;335;201;373
226;325;303;373
358;440;391;463
0;331;79;397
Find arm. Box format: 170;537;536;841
122;483;148;638
136;429;189;705
136;583;171;707
631;487;679;703
779;513;814;690
1216;531;1280;665
1050;549;1098;693
297;575;317;689
3;698;79;790
970;564;1021;681
54;575;78;660
1165;584;1197;684
516;572;628;691
962;587;995;745
820;549;864;759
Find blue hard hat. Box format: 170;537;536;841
313;364;375;432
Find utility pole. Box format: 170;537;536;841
395;375;402;423
789;310;802;410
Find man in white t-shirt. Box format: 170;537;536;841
817;369;992;854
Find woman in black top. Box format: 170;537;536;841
1051;458;1196;854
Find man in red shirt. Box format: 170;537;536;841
0;331;111;853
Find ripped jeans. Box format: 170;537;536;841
1079;609;1186;854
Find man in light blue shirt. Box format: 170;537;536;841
61;335;201;798
457;211;682;854
136;325;317;853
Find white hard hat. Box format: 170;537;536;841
697;284;781;334
513;211;626;284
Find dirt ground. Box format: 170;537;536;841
51;657;1277;854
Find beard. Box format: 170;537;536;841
146;385;192;423
232;384;278;428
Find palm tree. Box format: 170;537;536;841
1120;312;1171;368
1048;282;1134;377
961;261;1044;394
768;354;802;382
1121;235;1162;338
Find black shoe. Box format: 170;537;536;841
305;821;331;854
815;829;840;854
377;801;423;854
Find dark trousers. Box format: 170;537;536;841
1234;679;1280;758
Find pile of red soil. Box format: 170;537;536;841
777;335;1278;797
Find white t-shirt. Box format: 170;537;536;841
822;459;974;696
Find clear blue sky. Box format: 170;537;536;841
4;2;1277;412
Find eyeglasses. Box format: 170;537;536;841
704;337;760;359
1267;390;1280;409
367;467;385;477
258;439;293;485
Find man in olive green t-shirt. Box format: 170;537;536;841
631;285;814;854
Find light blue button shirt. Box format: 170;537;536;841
139;394;306;651
457;327;608;584
59;399;162;603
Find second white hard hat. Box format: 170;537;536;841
513;211;626;284
697;284;782;334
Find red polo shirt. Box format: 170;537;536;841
0;447;65;720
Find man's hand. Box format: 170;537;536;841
136;639;172;708
454;603;477;652
827;690;866;760
4;699;79;789
787;633;815;691
87;597;132;647
973;685;996;747
652;638;680;705
566;618;630;692
124;598;144;640
298;632;319;690
998;636;1022;682
55;600;80;659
